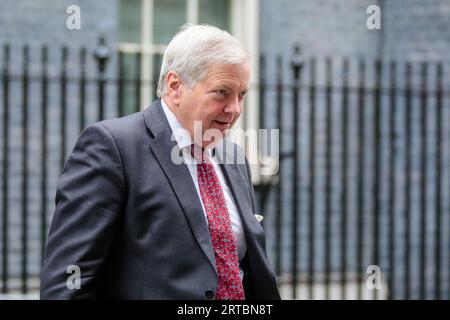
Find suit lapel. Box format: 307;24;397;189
144;101;217;275
215;140;256;243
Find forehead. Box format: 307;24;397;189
202;62;250;87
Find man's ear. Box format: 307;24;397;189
166;71;182;105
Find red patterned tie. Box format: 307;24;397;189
193;145;245;300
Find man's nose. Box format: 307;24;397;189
225;95;241;115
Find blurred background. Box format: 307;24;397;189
1;0;450;300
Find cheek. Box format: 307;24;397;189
201;100;222;119
203;114;217;129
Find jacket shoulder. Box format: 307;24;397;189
95;111;145;135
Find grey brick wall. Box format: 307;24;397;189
0;0;118;48
383;0;450;61
260;0;382;60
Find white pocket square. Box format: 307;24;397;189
254;214;264;223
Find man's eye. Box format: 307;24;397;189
238;91;248;100
216;90;228;97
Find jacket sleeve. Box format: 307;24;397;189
40;124;125;299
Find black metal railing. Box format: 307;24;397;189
1;39;449;299
256;49;450;300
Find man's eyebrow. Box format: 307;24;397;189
238;88;249;95
210;83;248;94
211;83;234;91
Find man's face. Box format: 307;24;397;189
167;62;250;148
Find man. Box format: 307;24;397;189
40;24;280;300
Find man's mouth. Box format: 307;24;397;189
213;120;233;129
214;120;230;125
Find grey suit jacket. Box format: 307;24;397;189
40;99;281;300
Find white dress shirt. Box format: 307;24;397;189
160;99;248;267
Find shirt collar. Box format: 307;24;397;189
161;98;193;151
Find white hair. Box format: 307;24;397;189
156;24;249;97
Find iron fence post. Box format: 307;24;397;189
290;45;303;299
94;36;110;121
